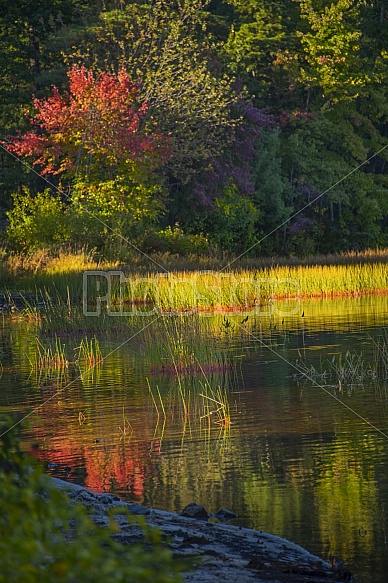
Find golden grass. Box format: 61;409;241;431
1;247;388;314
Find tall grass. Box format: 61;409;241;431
143;315;230;377
25;336;70;390
24;335;106;388
27;290;152;338
75;337;104;372
1;247;388;314
34;337;69;370
294;330;388;396
144;314;235;443
371;329;388;386
147;373;232;440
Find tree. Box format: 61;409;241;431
6;66;169;175
4;66;171;249
280;105;388;252
296;0;368;102
207;181;259;252
252;128;292;235
222;1;285;102
0;1;99;220
61;0;240;182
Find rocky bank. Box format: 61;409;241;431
50;477;353;583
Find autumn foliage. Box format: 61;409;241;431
6;66;171;176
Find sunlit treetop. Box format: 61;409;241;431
5;66;172;176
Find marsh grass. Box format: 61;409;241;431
25;336;71;391
82;260;388;313
199;383;231;432
2;247;388;315
294;351;369;393
75;337;104;367
74;337;105;385
371;329;388;383
148;374;232;441
117;406;134;441
23;290;151;338
146;315;235;443
144;315;230;378
330;352;368;390
34;337;69;371
294;332;388;395
28;335;107;387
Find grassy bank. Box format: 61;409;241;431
1;248;388;313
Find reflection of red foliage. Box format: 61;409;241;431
29;427;157;501
84;444;148;499
26;401;163;502
5;66;171;175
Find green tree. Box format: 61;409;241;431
6;188;69;250
297;0;368;102
281;106;388;252
219;0;303;107
207;181;259;252
252;128;292;236
222;1;285;102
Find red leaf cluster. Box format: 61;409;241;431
5;66;171;175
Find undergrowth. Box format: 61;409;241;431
0;416;186;583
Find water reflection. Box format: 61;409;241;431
1;296;388;582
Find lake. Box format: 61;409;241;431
1;295;388;582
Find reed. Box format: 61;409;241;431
75;337;104;368
145;315;235;441
34;337;69;371
99;262;388;313
27;337;71;390
117;406;134;441
371;329;388;385
294;333;388;395
147;372;232;438
2;247;388;314
330;351;367;390
199;382;231;432
23;290;152;338
144;315;230;378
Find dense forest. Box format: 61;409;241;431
0;0;387;258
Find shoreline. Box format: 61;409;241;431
49;476;353;582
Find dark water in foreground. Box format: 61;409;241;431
1;296;388;582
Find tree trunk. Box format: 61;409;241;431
330;202;334;222
28;25;41;90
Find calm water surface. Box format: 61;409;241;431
1;296;388;582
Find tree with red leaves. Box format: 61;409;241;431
5;66;172;249
7;65;170;176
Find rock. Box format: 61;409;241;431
47;476;352;582
97;493;120;504
329;554;352;581
214;508;238;523
181;502;210;521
